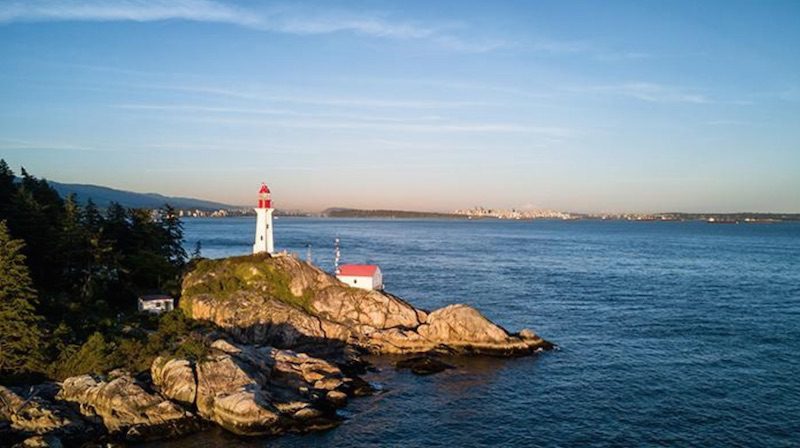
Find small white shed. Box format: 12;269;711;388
336;264;383;291
138;294;175;314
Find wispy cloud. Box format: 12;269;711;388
0;1;651;57
517;38;653;60
143;112;571;137
570;82;710;104
0;0;260;26
114;103;448;122
339;76;557;101
113;101;572;137
592;51;652;62
0;138;95;151
128;83;490;109
0;0;505;52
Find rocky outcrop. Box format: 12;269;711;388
395;356;455;375
0;385;87;444
1;337;360;444
2;253;553;444
151;358;197;407
56;373;199;441
370;304;549;355
151;339;352;436
181;254;552;356
194;351;282;435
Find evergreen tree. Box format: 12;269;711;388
82;199;103;234
160;204;187;267
7;167;65;293
0;221;45;376
0;164;194;378
104;202;130;252
80;201;115;309
0;160;15;220
58;194;91;295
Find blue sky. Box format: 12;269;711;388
1;0;798;212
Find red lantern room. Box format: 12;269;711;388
257;183;272;208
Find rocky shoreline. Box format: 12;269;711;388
1;253;552;446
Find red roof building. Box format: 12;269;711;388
338;264;378;276
336;264;383;290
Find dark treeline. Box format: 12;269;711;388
0;160;205;383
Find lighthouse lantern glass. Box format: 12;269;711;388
257;184;272;208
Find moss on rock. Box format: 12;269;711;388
182;254;316;314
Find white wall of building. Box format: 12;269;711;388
337;271;383;290
253;207;274;254
138;298;174;314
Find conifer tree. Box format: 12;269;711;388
82;199;103;233
160;204;187;267
0;220;44;376
0;160;15;220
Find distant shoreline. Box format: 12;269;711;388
181;209;800;223
45;179;799;222
318;208;800;222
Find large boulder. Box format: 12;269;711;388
194;352;281;435
418;304;510;343
56;373;198;441
151;358;197;407
310;288;426;332
189;294;351;347
175;339;348;436
181;254;552;356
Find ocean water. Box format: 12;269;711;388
151;217;800;447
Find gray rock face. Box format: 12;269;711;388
189;294;352;348
0;385;85;441
181;254;552;356
56;374;198;441
310;288;426;332
519;328;538;340
154;339;350;436
195;353;281;435
151;358;197;407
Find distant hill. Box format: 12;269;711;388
47;180;236;210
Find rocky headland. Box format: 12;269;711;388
1;253;551;446
181;253;550;356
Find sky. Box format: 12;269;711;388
1;0;798;213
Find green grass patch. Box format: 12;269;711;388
181;255;316;313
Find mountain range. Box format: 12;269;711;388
47;180;237;210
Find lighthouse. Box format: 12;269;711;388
253;182;274;254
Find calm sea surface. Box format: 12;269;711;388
148;217;800;447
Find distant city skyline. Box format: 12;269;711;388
1;0;799;213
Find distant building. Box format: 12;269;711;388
336;264;383;290
137;294;175;314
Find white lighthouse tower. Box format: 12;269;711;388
253;182;274;254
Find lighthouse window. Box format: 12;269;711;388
261;236;263;240
353;280;357;284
